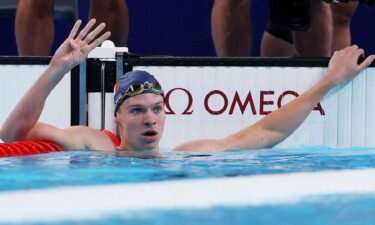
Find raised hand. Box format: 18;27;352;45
50;19;111;74
325;45;375;87
0;19;110;143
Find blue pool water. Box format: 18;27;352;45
35;195;375;225
1;146;375;224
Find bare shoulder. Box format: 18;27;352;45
26;123;117;151
63;126;117;151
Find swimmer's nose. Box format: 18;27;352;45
143;110;156;127
144;120;157;127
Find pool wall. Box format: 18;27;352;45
132;64;375;149
0;57;72;129
1;56;375;149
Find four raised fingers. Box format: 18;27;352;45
83;22;106;44
85;31;111;54
76;19;97;41
68;20;82;39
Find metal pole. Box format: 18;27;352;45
100;62;106;130
116;52;124;80
79;60;87;125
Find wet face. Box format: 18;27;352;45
114;93;166;151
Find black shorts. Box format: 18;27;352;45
269;0;312;32
265;23;293;44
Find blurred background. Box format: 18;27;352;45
0;0;373;57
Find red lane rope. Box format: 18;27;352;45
0;141;62;157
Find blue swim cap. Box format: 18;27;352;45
114;70;164;116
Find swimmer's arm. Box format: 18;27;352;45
0;20;110;143
230;47;374;150
25;122;115;150
0;65;66;142
175;46;375;152
174;81;331;152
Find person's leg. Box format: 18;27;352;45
293;0;333;57
330;1;358;53
261;24;294;57
89;0;128;46
211;0;251;56
15;0;54;56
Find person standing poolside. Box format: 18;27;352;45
211;0;332;57
261;0;358;57
211;0;252;56
0;20;374;152
213;0;359;57
15;0;128;56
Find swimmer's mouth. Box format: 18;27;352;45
142;130;158;136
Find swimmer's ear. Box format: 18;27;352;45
113;116;121;137
113;115;120;124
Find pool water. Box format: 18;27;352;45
42;195;375;225
1;146;375;224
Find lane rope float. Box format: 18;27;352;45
0;141;62;157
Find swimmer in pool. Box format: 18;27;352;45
0;19;374;152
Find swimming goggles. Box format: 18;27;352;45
125;81;164;97
116;81;164;108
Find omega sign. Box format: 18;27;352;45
164;88;325;116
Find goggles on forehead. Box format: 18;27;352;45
115;81;164;110
125;81;164;97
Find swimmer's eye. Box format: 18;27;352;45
153;105;164;114
129;107;146;115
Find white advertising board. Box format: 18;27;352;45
0;64;71;130
120;65;375;149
